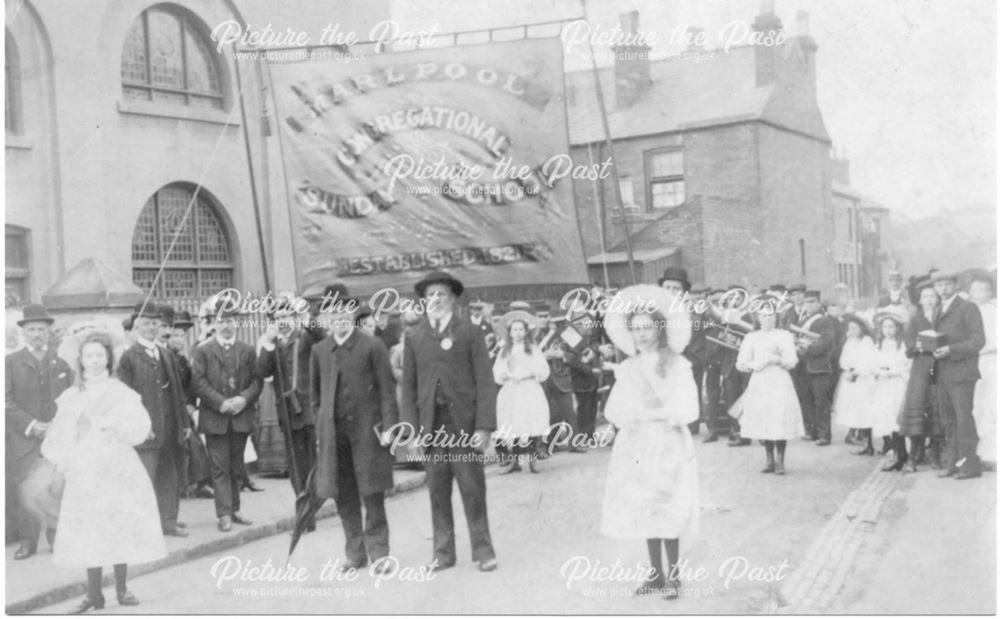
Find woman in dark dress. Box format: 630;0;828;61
898;283;944;472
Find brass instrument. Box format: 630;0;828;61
705;302;754;351
788;324;821;349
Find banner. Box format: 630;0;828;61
268;37;590;297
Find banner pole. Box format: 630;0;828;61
233;45;301;492
580;0;638;286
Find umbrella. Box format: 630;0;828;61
287;465;325;563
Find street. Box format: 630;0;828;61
30;430;921;614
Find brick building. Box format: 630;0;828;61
568;6;837;292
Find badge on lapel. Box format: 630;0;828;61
441;337;453;350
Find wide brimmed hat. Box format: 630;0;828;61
57;319;127;370
657;267;691;291
495;310;539;339
17;304;55;327
603;284;691;357
415;271;464;298
842;313;873;339
929;270;958;284
873;306;909;330
749;294;782;314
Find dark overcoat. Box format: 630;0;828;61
309;329;397;499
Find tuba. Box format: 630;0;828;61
705;303;754;351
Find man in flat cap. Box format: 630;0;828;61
792;291;838;445
118;301;193;537
401;270;498;572
6;304;74;559
930;272;986;479
191;298;261;531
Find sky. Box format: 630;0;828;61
392;0;996;220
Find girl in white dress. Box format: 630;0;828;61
733;296;803;475
831;315;877;454
600;285;698;601
493;310;550;474
870;309;912;471
41;332;165;613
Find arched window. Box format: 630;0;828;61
131;184;234;300
120;6;223;108
6;31;21;133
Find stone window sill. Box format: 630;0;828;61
5;133;34;150
117;99;238;126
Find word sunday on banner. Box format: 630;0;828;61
268;37;590;296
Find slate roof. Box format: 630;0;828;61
566;42;830;145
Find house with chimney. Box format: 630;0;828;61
568;3;838;292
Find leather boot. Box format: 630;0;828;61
928;438;943;470
761;444;775;473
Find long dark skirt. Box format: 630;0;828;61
899;355;944;437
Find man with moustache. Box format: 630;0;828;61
310;292;397;572
5;304;74;559
401;271;498;572
257;293;325;508
118;301;193;537
191;298;262;532
929;272;986;479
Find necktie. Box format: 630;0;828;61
433;319;440;334
145;346;159;361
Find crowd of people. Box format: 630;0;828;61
4;263;995;608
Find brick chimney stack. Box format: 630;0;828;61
753;0;783;86
612;11;651;109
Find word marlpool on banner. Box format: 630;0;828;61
267;37;589;296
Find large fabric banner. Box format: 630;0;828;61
268;37;589;296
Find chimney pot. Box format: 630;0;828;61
796;10;810;36
619;10;639;35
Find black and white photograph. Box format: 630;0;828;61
3;0;996;614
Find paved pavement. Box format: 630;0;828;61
12;426;996;614
5;469;426;614
26;431;877;614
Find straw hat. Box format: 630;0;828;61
57;319;127;370
603;284;691;357
495;310;539;339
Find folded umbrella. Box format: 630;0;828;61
287;465;325;563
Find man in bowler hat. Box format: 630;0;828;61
401;270;498;572
191;298;261;531
5;304;74;559
310;291;398;571
118;301;193;536
659;267;703;436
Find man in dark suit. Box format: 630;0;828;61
714;287;753;446
118;301;193;537
401;271;498;572
310;294;397;572
468;301;492;339
793;291;838;445
929;272;986;479
658;267;704;436
684;284;714;439
257;294;325;500
191;299;262;531
5;304;74;559
537;307;577;457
